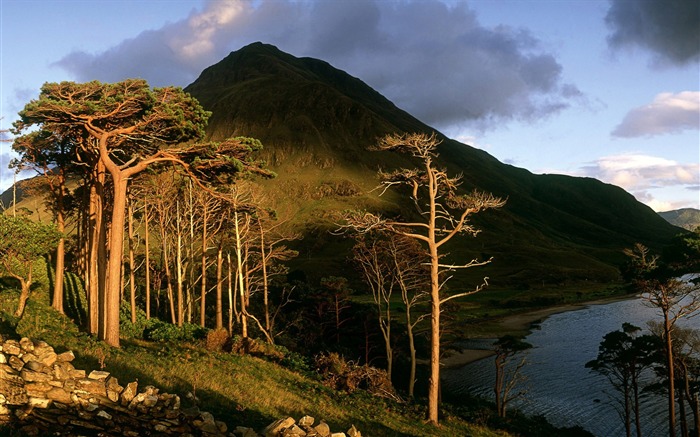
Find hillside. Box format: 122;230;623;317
184;42;682;289
659;208;700;231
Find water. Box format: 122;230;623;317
443;297;687;437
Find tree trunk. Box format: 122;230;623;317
176;203;184;327
216;244;224;330
664;309;677;437
14;273;32;318
227;252;233;334
51;177;66;314
103;173;128;347
407;314;417;398
128;199;137;324
260;221;271;335
633;372;643;437
200;203;208;327
144;201;151;320
234;211;247;338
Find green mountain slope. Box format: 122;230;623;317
184;42;682;289
659;208;700;231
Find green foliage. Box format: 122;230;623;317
119;302;150;339
0;215;61;264
143;318;208;343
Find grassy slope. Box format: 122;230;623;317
0;289;507;437
659;208;700;231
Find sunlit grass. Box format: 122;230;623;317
0;290;510;437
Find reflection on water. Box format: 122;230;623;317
443;297;690;437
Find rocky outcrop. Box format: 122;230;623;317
0;335;360;436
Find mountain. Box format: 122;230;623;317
176;43;686;288
659;208;700;231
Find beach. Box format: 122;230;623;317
442;295;637;368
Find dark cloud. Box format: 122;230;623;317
53;0;580;131
606;0;700;66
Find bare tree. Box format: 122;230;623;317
344;132;505;424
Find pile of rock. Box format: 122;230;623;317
240;415;362;437
0;335;361;437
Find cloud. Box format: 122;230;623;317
606;0;700;66
52;0;580;131
576;153;699;210
612;91;700;137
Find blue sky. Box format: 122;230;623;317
1;0;698;212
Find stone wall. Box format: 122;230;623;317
0;335;361;437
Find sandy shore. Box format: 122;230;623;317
442;295;636;368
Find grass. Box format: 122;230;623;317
0;289;510;437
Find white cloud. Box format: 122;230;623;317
576;152;699;211
612;91;700;137
52;0;581;131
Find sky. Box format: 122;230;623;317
0;0;698;212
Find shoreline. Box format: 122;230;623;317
442;294;638;368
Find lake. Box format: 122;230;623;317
443;297;688;436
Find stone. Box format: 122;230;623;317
20;353;38;364
25;382;52;397
77;378;107;396
46;387;72;404
88;370;110;380
313;422;331;437
28;397;51;408
20;368;52;383
56;350;75;362
53;361;75;380
283;424;307;436
330;434;346;437
346;425;361;437
262;417;296;437
22;360;47;372
97;410;112;420
120;381;138;405
3;341;21;356
19;338;34;352
0;353;6;364
299;415;315;427
9;356;23;371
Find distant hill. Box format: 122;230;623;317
659;208;700;231
183;42;681;289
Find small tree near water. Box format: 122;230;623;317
0;215;62;318
586;323;660;437
494;335;532;418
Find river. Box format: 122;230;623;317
443;297;693;436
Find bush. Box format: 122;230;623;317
314;352;399;401
143;318;208;343
119;302;150;339
206;328;230;352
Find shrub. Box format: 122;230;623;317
143;319;208;343
206;328;230;352
314;352;399;401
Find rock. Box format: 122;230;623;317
56;350;75;362
283;424;307;436
299;415;314;427
88;370;110;380
262;417;296;437
313;422;331;437
346;425;361;437
120;381;138;405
